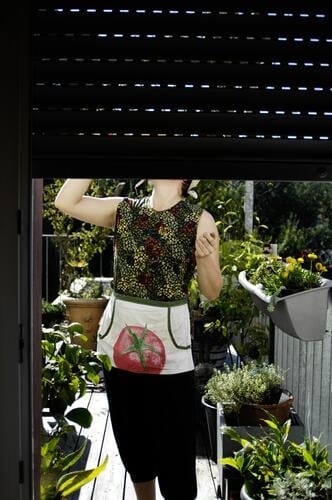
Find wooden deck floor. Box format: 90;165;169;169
56;386;220;500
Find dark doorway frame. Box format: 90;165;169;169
1;2;332;499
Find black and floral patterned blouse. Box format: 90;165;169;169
113;197;203;301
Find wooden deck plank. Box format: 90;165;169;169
69;389;110;500
63;389;219;499
196;457;219;499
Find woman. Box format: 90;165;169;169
55;179;223;500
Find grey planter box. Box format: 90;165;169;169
216;402;304;499
238;271;332;341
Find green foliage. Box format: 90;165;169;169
42;300;66;327
221;414;332;499
40;422;108;500
247;252;327;298
204;362;285;416
253;181;332;261
191;235;269;361
196;180;247;240
68;277;104;299
43;179;119;293
42;321;111;421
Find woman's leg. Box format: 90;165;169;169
133;479;156;500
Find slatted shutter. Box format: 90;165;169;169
32;1;332;179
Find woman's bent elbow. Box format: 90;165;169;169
54;198;68;214
205;278;223;301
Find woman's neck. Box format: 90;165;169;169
149;181;183;211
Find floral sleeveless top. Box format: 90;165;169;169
113;197;202;301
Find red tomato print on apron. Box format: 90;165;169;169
97;292;193;375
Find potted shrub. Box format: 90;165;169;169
43;179;120;349
62;276;110;350
221;414;332;500
239;251;332;341
202;361;294;463
203;361;293;426
42;321;111;426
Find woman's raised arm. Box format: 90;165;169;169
54;178;123;228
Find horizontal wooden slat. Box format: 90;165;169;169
33;0;332;12
32;11;332;38
32;87;332;110
33;60;331;87
32;110;331;136
33;35;332;61
32;136;332;159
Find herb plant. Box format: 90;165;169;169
204;362;285;417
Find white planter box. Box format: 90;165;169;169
238;271;332;341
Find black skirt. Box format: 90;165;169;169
103;367;197;500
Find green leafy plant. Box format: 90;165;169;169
40;422;108;500
253;181;332;260
42;321;111;424
43;179;119;294
67;276;104;299
191;236;269;362
246;251;328;298
42;300;66;327
221;414;332;499
204;362;285;418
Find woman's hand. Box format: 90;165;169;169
195;211;223;300
195;232;218;259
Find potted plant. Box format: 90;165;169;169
41;421;108;500
239;251;332;341
61;276;110;350
42;321;111;426
190;237;270;367
221;413;332;500
43;179;120;349
42;299;66;327
202;361;294;463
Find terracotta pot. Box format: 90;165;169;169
238;390;294;426
64;297;108;350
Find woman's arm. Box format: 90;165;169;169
195;210;223;300
54;179;123;228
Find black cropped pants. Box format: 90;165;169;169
103;367;197;500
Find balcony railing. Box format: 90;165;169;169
42;233;114;302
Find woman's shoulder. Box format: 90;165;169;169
116;196;150;215
182;199;204;219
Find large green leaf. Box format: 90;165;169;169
56;455;108;497
65;407;93;428
66;322;84;336
57;440;87;472
97;353;112;371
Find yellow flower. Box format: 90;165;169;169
297;257;304;263
308;253;318;260
286;256;297;264
286;263;294;272
315;263;328;273
281;271;289;279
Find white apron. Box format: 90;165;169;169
97;291;194;375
